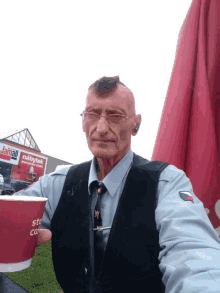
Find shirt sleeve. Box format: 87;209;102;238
155;165;220;293
13;166;70;230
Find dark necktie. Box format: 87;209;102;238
93;181;107;277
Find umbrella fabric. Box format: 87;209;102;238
152;0;220;233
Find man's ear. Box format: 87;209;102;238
82;120;86;132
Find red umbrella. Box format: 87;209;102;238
152;0;220;233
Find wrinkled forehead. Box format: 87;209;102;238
86;84;135;114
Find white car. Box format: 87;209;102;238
0;174;4;195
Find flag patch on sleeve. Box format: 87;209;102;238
179;191;194;203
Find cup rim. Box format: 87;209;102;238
0;196;48;201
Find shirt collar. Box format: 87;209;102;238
88;149;134;197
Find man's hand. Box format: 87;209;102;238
37;229;52;245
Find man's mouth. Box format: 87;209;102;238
93;139;115;143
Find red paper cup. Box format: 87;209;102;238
0;195;48;272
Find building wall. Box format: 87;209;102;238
3;139;74;174
4;140;42;156
43;154;73;174
0;139;73;193
0;140;48;192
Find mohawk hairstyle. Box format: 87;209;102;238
89;76;125;96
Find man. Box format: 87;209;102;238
14;76;220;293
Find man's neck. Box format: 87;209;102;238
95;150;129;181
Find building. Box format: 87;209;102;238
0;128;73;193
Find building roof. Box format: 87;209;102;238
0;128;41;152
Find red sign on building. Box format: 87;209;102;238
0;143;21;164
11;152;47;183
0;147;13;161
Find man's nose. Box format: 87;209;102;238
96;116;109;134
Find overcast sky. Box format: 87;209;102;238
0;0;193;164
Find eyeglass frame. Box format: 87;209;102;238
80;111;135;124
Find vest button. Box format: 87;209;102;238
84;267;87;275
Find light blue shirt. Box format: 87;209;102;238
13;150;220;292
88;149;133;250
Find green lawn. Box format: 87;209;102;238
3;240;63;293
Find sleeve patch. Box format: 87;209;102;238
179;191;194;203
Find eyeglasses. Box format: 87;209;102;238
80;111;135;124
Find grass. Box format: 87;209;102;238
3;240;63;293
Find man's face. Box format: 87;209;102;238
83;84;140;160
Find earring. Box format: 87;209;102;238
134;123;140;133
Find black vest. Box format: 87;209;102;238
51;154;169;293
